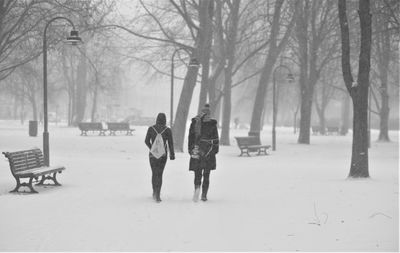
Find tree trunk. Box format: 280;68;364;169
377;9;391;142
249;0;285;135
350;94;369;177
220;71;232;145
172;66;200;152
298;88;313;142
173;0;214;152
317;109;326;135
74;48;88;125
378;90;390;141
29;95;38;122
219;0;240;146
197;0;214;113
296;0;310;144
338;0;371;178
91;74;99;122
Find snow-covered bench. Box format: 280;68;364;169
107;122;135;135
78;122;107;136
326;126;339;135
234;136;271;156
2;148;65;193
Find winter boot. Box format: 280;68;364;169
155;187;162;203
193;185;201;202
201;184;208;201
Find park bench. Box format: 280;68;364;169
326;126;339;135
107;122;135;135
78;122;107;136
234;136;271;156
2;148;65;193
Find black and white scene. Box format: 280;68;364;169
0;0;399;251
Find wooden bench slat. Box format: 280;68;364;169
15;166;65;177
11;157;39;163
13;162;39;170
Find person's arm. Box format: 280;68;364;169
188;119;195;154
145;127;152;149
213;121;219;154
167;128;175;160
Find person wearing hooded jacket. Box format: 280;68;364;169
145;113;175;202
188;104;219;202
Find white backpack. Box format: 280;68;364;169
150;126;167;159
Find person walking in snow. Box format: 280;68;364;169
188;104;219;202
145;113;175;202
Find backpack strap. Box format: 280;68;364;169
152;126;168;135
160;127;167;134
151;126;159;134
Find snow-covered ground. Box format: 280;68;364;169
0;120;398;251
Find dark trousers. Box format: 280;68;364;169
149;155;167;193
194;168;210;195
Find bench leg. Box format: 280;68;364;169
10;177;38;194
245;149;251;157
239;149;250;156
36;172;62;186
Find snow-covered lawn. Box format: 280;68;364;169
0;120;398;251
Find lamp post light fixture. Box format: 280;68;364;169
170;48;199;129
43;17;82;166
272;64;294;151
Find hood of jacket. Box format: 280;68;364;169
156;113;166;127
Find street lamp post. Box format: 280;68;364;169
170;48;199;129
43;17;82;166
272;64;294;151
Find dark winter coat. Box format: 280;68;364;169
188;117;219;171
145;113;175;159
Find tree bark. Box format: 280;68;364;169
91;73;99;122
296;0;310;144
197;0;214;113
220;0;240;146
338;0;371;178
172;66;200;152
173;0;214;152
376;7;391;142
74;47;88;125
249;0;286;135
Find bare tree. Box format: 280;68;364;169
338;0;372;178
371;0;399;141
248;0;297;137
0;0;50;81
216;0;241;145
314;64;342;135
295;0;339;144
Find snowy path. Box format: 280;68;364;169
0;121;398;251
